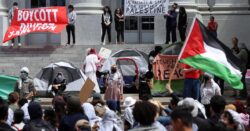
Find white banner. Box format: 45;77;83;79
124;0;169;16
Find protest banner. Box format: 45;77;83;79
124;0;169;16
3;6;68;43
153;54;184;80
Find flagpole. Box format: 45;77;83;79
166;16;198;89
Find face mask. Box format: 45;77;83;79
20;72;28;80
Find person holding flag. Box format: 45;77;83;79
166;17;244;99
182;64;202;100
8;2;21;47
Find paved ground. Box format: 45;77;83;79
37;87;250;109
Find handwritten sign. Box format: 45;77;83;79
99;47;112;59
153;55;184;80
124;0;169;16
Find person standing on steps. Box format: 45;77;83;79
164;3;178;44
207;16;218;38
14;67;35;100
114;8;125;44
8;2;21;47
66;5;77;46
178;6;187;42
101;6;112;45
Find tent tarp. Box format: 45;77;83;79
0;75;18;99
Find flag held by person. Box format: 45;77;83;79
178;18;244;90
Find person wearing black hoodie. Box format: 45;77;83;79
178;6;187;42
51;72;67;96
23;102;54;131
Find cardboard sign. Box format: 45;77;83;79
124;0;169;16
153;55;184;80
79;78;95;104
99;47;112;59
3;6;68;43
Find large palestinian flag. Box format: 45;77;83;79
179;18;243;90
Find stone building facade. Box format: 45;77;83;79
0;0;249;47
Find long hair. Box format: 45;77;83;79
103;6;111;15
179;6;186;15
114;8;123;16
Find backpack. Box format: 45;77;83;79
28;120;54;131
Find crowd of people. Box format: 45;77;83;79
1;81;250;131
2;1;250;131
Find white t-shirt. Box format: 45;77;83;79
103;13;111;24
21;103;30;120
200;80;221;105
68;11;77;25
7;108;13;126
84;54;99;73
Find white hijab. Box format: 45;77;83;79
99;110;123;131
82;103;101;127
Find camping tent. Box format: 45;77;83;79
0;75;18;99
34;62;87;95
101;49;148;89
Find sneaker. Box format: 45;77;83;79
10;43;14;47
18;43;22;47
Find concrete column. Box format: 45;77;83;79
61;0;103;45
0;0;9;45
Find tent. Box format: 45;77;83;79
0;75;18;99
34;62;87;95
101;49;148;89
152;42;184;96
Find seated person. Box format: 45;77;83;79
50;72;67;96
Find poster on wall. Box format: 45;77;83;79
153;54;184;80
3;6;68;43
124;0;169;16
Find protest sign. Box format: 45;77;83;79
153;55;184;80
124;0;169;16
3;6;68;43
99;47;112;59
79;78;95;104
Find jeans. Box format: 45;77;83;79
116;30;124;42
157;116;171;126
183;78;201;100
66;24;75;44
101;24;111;42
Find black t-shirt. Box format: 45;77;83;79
138;77;152;100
